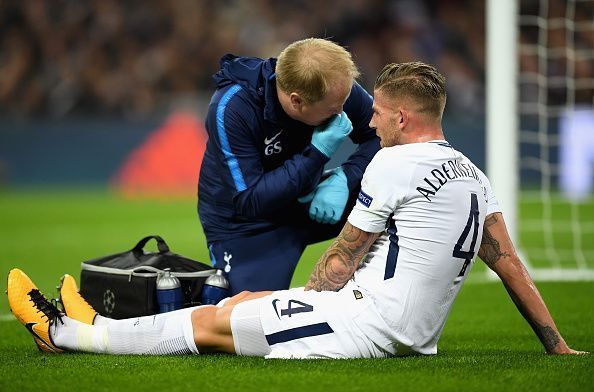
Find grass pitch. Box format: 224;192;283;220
0;189;592;392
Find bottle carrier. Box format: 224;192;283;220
80;235;214;319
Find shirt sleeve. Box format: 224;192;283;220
481;174;501;216
348;148;413;233
207;86;329;218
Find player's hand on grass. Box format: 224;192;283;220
548;347;589;355
311;112;353;158
546;340;590;355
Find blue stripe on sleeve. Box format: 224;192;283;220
384;218;399;280
265;322;334;346
216;84;247;192
208;244;217;267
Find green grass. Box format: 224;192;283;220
519;193;594;268
0;189;592;392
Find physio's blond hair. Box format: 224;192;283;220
276;38;359;103
374;62;447;120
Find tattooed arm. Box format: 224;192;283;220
305;222;380;292
479;212;587;355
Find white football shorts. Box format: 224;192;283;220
230;282;396;359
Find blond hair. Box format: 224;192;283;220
276;38;360;103
374;62;447;119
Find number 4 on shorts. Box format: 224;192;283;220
281;300;313;317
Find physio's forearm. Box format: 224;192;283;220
233;146;327;217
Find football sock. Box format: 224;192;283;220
92;314;112;326
52;307;200;355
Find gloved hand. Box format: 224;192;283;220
311;112;353;158
298;167;349;224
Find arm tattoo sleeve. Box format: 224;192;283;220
478;214;511;268
535;323;561;352
305;223;379;292
503;282;561;352
481;214;566;353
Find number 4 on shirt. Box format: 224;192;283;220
453;193;480;278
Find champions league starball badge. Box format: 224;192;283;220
103;289;115;314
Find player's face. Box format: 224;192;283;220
295;78;352;126
369;89;402;148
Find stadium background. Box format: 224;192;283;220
0;1;592;391
0;0;487;187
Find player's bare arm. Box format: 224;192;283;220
478;212;587;355
305;222;379;292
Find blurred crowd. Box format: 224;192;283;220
0;0;590;120
519;0;594;108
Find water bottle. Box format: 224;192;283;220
156;269;183;313
201;269;230;305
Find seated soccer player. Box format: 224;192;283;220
7;61;586;358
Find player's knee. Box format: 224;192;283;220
191;306;217;345
191;305;235;353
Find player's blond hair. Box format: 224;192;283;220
374;62;447;120
276;38;360;103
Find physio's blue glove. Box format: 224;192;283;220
311;112;353;158
298;167;349;224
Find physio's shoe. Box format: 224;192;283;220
58;274;97;325
7;268;64;353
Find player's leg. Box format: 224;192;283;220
209;226;305;294
8;268;200;354
191;290;272;354
239;285;395;359
55;305;202;355
56;289;272;355
60;291;273;355
192;285;396;359
8;268;268;355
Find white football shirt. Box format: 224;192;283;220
348;141;500;355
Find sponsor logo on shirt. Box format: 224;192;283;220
264;130;283;145
264;130;283;155
357;190;373;208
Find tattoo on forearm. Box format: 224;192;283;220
478;214;511;267
534;323;561;352
504;281;561;353
305;224;378;291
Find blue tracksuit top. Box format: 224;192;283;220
198;54;380;241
